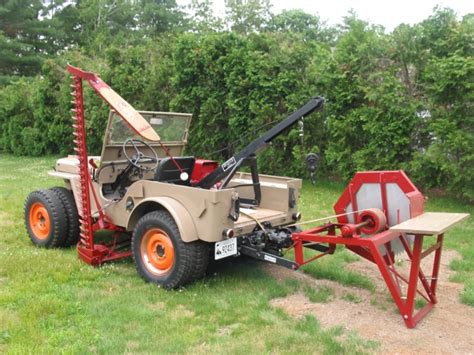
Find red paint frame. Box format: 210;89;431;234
334;170;425;224
69;65;132;266
292;171;441;328
292;225;444;328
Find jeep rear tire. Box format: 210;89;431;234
51;187;80;247
132;210;209;289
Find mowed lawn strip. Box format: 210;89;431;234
0;155;471;353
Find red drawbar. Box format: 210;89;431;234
191;159;218;185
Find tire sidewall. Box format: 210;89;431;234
132;211;184;288
25;191;59;247
51;187;80;247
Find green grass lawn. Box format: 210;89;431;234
0;155;472;353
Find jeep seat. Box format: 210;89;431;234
154;157;195;185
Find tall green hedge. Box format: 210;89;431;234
0;10;472;201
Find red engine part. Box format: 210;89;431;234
191;159;218;185
358;208;387;235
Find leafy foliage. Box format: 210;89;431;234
0;3;472;201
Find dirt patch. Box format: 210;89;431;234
267;250;474;354
125;340;139;352
265;261;373;300
217;323;239;337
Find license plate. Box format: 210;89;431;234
215;238;237;260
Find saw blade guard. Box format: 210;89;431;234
333;171;425;253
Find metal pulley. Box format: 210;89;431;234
305;153;319;185
298;117;319;185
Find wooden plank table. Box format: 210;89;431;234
385;212;470;327
390;212;470;235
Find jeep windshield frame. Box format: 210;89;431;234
107;110;192;145
99;110;192;166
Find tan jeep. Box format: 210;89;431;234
24;65;323;288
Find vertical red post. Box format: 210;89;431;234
71;76;94;250
430;234;444;299
403;234;423;327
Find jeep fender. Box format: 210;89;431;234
127;197;199;242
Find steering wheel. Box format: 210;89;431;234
122;138;159;171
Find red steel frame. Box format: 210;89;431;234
68;65;131;266
333;170;425;224
292;171;443;328
293;227;444;328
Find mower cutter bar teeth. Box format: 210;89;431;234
69;74;94;250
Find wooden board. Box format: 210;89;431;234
390;212;470;235
91;79;160;142
67;64;160;141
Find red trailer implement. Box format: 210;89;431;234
289;171;469;328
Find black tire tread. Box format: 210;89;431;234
51;187;80;247
24;189;68;248
132;210;209;289
187;241;210;282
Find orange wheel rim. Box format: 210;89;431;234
29;202;51;240
141;228;175;275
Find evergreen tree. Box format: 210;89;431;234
0;0;59;82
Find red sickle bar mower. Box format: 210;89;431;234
24;66;469;328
